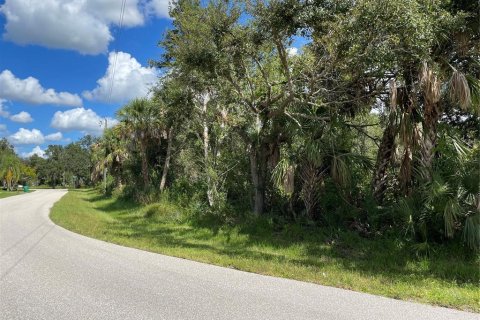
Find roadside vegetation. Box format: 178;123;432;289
0;190;27;199
51;188;479;311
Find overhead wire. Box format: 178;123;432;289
106;0;127;106
102;0;127;193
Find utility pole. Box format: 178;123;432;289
103;118;108;194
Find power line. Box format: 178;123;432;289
106;0;127;106
102;0;126;194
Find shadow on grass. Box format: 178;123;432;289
75;189;478;287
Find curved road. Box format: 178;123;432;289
0;190;476;319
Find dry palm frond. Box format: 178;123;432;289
272;159;294;197
299;163;323;219
454;32;469;57
463;214;480;252
331;155;350;187
449;70;471;110
398;112;414;147
419;62;440;104
268;143;280;169
283;165;295;195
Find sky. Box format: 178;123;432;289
0;0;173;158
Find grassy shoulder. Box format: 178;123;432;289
50;189;479;312
0;189;33;199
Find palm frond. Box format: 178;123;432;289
465;74;480;114
331;155;350;187
272;159;294;196
449;70;471;110
419;62;440;104
443;198;461;238
463;214;480;252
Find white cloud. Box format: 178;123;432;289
10;111;33;123
22;146;46;159
0;0;169;55
1;0;112;55
51;107;117;135
0;100;33;123
0;123;6;132
146;0;170;18
8;128;45;145
0;99;10;117
287;47;299;57
8;128;65;145
83;51;157;103
0;70;82;107
45;132;63;141
85;0;145;27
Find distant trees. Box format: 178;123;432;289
24;138;96;188
0;138;22;190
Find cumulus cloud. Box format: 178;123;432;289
45;132;63;141
21;146;46;159
85;0;145;27
51;107;117;135
0;123;6;132
0;70;82;107
0;100;34;123
7;128;63;145
287;47;299;57
83;51;157;103
8;128;45;145
10;111;33;123
0;0;169;55
146;0;170;18
0;99;9;117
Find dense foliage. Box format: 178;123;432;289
90;0;479;252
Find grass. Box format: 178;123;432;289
31;185;58;189
0;189;33;199
50;189;480;312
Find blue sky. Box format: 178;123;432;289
0;0;172;158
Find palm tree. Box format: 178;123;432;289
117;98;162;189
92;124;129;188
419;63;476;182
0;153;21;191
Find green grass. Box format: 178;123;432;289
31;185;58;189
50;189;480;312
0;189;33;199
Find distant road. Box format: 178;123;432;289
0;190;476;319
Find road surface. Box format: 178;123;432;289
0;190;477;319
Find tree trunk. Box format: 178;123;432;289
372;115;396;203
200;92;215;207
140;142;149;189
160;127;174;192
399;144;413;196
420;101;440;182
250;144;267;216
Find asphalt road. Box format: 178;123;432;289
0;190;477;319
